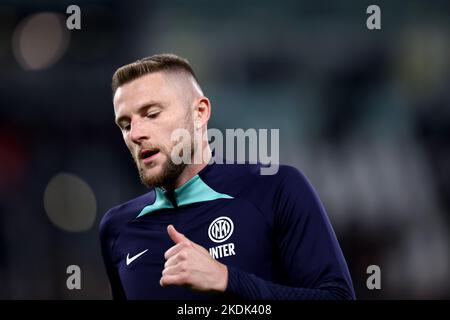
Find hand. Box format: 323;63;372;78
160;224;228;293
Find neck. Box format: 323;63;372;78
163;143;212;190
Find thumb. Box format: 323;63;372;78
167;224;189;244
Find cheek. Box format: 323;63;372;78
123;135;135;153
159;124;179;145
166;113;192;137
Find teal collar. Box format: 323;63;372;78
137;174;233;218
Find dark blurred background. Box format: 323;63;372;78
0;0;449;299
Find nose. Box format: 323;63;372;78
129;118;149;144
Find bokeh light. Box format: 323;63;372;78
43;172;97;232
12;12;69;70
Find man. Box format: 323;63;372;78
99;53;355;300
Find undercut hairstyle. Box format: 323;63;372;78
111;53;200;97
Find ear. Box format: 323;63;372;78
194;97;211;129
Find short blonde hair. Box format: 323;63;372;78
111;53;200;97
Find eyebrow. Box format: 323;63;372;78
115;102;162;126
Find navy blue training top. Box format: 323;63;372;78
99;161;355;300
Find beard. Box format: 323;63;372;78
134;142;187;189
135;115;196;189
137;150;186;189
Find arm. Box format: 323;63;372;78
226;265;352;300
99;212;127;300
225;167;355;300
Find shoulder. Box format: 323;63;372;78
205;161;312;202
257;164;317;205
273;164;314;193
99;190;155;239
217;161;307;189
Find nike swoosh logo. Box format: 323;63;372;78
126;249;149;266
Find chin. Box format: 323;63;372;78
140;172;163;189
138;160;169;188
141;163;163;177
136;154;186;189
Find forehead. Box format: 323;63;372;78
113;72;170;111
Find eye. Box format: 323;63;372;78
147;112;160;119
120;123;130;131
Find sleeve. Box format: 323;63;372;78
225;166;355;300
99;211;127;300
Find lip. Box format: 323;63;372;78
139;149;160;164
